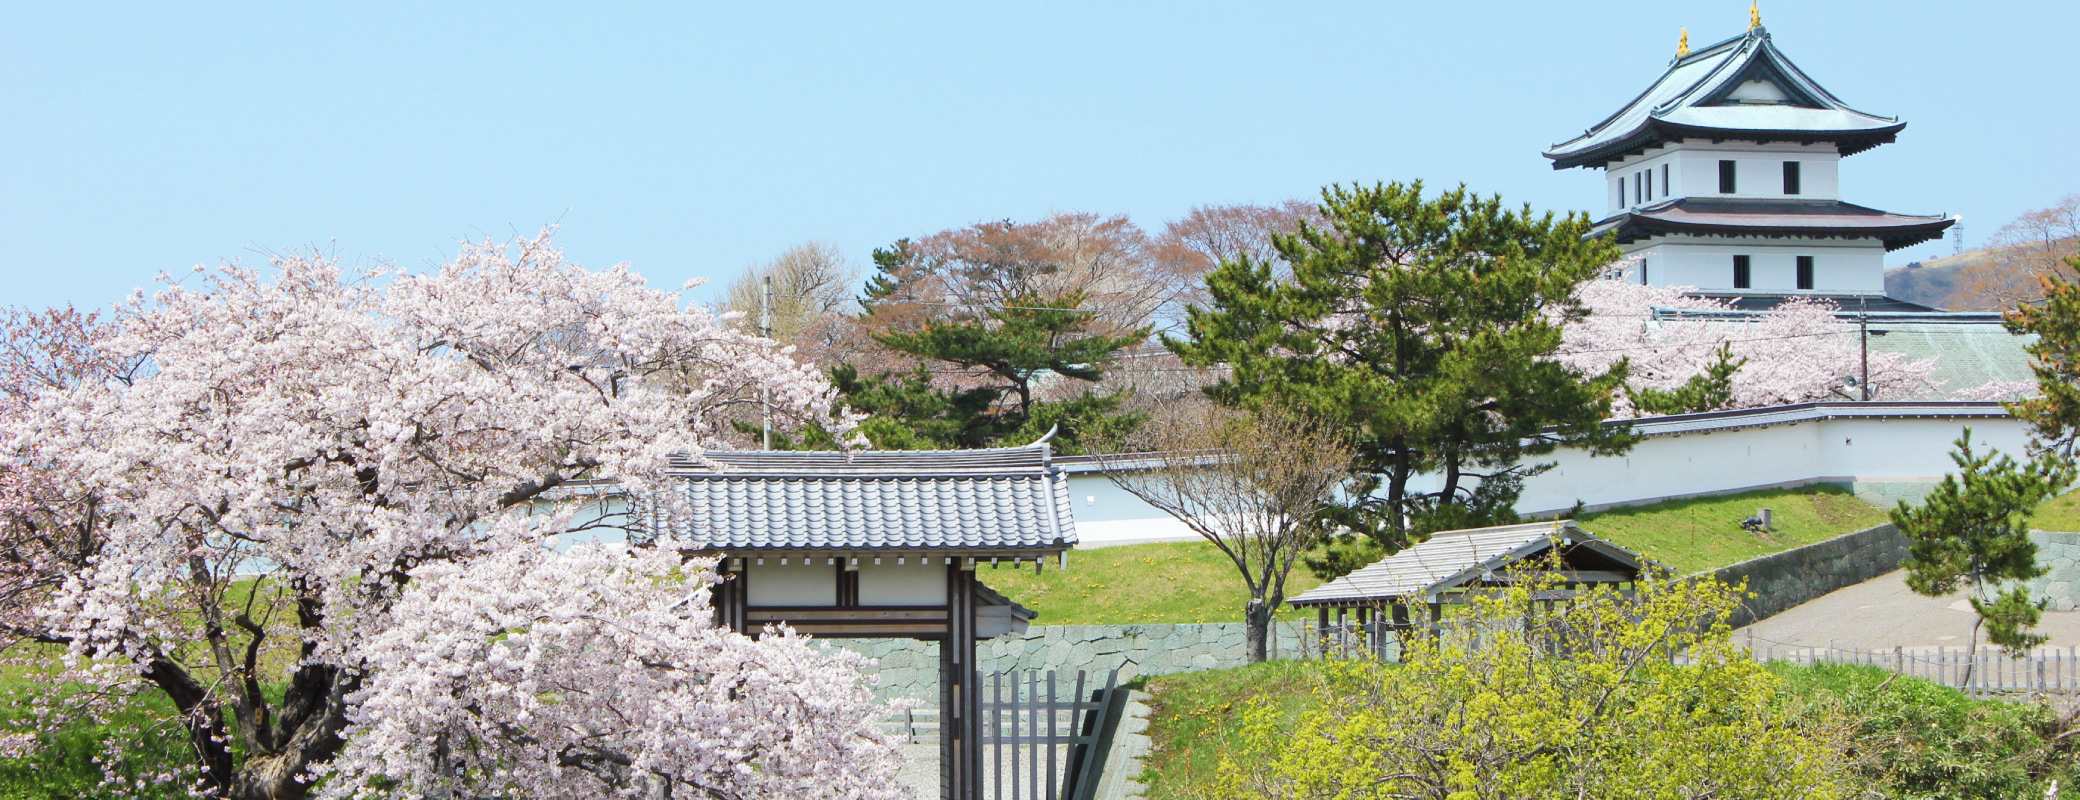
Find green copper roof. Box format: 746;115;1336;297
1866;320;2037;400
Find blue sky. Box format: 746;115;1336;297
3;1;2074;312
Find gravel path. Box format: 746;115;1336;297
895;743;938;799
1735;569;2080;650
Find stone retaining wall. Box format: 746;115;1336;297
838;621;1310;702
2023;530;2080;612
1704;523;1907;629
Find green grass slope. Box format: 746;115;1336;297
985;485;1887;626
1573;485;1889;574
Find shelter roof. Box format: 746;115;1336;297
664;443;1077;555
1288;521;1658;608
1588;198;1953;251
1546;27;1904;170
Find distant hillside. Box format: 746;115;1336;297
1885;250;1990;310
1885;237;2079;311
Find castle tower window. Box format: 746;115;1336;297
1733;255;1752;289
1661;164;1669;197
1783;161;1802;195
1797;256;1815;290
1719;160;1738;194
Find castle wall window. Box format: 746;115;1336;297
1719;160;1738;194
1661;164;1669;198
1783;161;1802;195
1733;255;1752;289
1797;256;1814;290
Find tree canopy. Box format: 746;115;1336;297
830;223;1155;451
1167;182;1635;569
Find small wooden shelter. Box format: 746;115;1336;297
663;442;1077;800
1289;520;1663;654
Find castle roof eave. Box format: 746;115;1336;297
1547;117;1905;170
1545;26;1904;171
1587;198;1954;252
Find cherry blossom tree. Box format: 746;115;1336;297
1559;277;1939;417
0;234;901;800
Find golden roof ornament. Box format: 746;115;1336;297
1677;27;1690;56
1750;1;1761;30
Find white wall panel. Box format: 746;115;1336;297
858;560;947;605
746;559;836;606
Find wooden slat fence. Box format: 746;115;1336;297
1746;640;2080;699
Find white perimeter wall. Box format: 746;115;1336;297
1069;411;2029;547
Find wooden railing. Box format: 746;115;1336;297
1745;637;2080;699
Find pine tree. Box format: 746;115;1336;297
1627;343;1746;416
1166;182;1635;570
2003;248;2080;459
829;240;1149;451
1891;430;2073;659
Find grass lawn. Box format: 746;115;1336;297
2032;491;2080;532
1572;485;1890;574
1136;659;1321;800
0;679;192;799
980;540;1324;626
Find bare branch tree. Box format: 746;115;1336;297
724;240;858;343
1954;194;2080;310
1088;402;1353;662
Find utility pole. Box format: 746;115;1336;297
1858;296;1870;401
761;274;774;451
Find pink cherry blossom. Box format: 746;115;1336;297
0;233;896;799
1558;277;1941;417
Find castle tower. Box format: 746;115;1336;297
1545;23;1952;299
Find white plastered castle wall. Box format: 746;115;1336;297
1629;234;1886;293
1607;141;1841;214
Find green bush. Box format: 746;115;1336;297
1141;650;2078;799
1773;662;2079;800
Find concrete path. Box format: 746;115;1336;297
1734;569;2080;651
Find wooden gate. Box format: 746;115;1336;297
979;669;1125;800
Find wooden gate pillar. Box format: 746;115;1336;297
941;562;981;800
